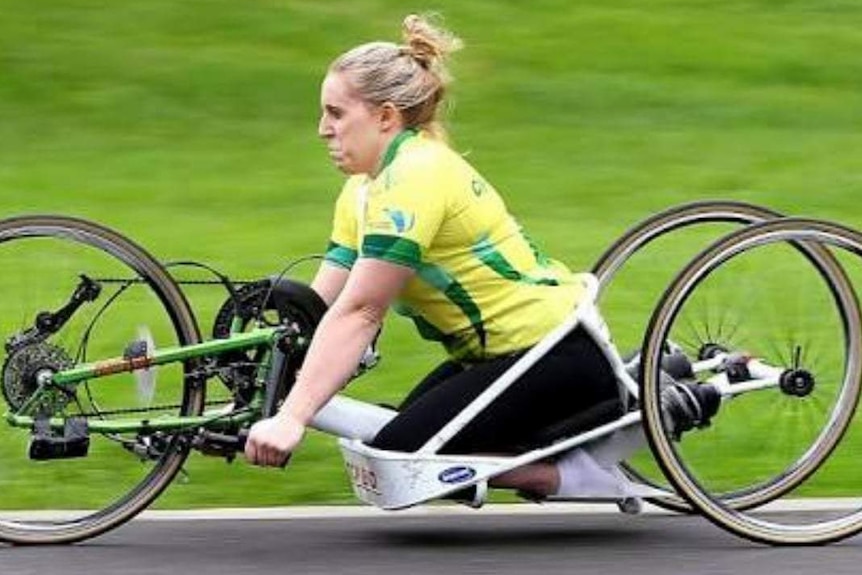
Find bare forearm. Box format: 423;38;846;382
279;303;380;425
245;259;413;468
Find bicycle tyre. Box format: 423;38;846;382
0;215;203;544
593;200;783;512
640;217;862;545
591;200;856;514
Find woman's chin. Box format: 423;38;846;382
328;155;349;173
333;161;360;175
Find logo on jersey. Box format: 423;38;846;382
383;208;415;234
471;178;487;197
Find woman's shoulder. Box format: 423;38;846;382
337;174;367;195
392;133;478;187
332;175;368;212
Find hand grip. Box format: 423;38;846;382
236;428;291;468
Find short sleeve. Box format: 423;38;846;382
324;178;360;270
360;166;446;269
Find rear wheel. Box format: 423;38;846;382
592;201;784;512
0;215;203;544
640;218;862;545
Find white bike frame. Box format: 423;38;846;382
306;273;786;510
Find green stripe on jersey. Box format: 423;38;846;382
325;241;357;269
416;263;487;350
367;237;488;352
472;236;559;286
362;234;422;268
380;128;417;172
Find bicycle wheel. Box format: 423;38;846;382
640;218;862;545
592;200;785;512
0;215;203;544
592;200;786;291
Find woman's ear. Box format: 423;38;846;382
378;102;404;133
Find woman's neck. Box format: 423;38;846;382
371;128;417;177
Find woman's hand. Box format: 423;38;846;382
242;260;411;469
244;412;306;468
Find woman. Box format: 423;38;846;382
245;14;649;499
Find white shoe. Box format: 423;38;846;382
608;465;669;499
616;497;643;515
550;448;668;500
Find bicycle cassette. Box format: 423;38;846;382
2;341;74;412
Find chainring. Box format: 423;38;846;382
2;341;74;412
210;278;326;404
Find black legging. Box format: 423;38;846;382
370;327;619;454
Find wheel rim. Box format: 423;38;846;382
592;201;783;511
0;216;202;544
641;219;862;545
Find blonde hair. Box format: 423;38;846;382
329;14;463;140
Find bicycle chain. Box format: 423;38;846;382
77;279;260;419
95;278;259;286
4;278;257;421
71;398;232;419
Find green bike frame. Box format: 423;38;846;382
4;326;282;433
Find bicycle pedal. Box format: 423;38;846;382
29;417;90;460
193;430;246;462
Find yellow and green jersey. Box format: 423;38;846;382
325;129;587;361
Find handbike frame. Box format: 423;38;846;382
333;274;784;509
6;327;279;433
4;271;787;511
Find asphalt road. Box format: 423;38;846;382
2;507;862;575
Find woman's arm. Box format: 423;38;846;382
310;261;350;307
244;258;415;467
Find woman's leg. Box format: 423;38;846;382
398;359;464;410
490;462;560;494
370;352;524;452
370;328;621;495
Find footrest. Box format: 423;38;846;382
338;439;509;510
29;417;90;460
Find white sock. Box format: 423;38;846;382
586;426;647;467
555;448;667;498
556;449;623;497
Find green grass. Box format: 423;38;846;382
2;0;862;509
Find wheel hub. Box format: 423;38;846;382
2;342;74;412
779;369;815;397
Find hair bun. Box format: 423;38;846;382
401;13;463;72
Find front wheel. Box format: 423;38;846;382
640;218;862;545
0;215;203;544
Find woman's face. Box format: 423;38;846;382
318;72;389;175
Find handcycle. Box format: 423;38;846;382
1;200;862;546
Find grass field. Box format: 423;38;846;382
2;0;862;509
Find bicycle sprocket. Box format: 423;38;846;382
2;341;74;412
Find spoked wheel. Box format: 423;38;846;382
593;200;784;293
592;200;788;512
640;218;862;545
0;215;203;544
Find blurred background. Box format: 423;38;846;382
1;0;862;508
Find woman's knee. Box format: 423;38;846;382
368;421;425;452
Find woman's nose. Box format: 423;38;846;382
318;116;332;138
